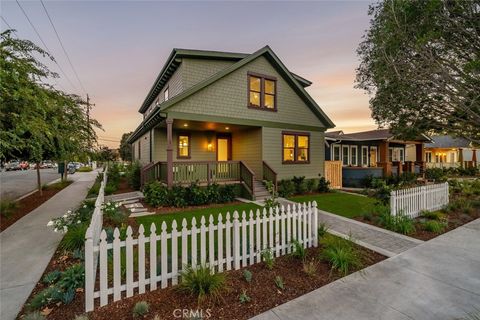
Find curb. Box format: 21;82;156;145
14;177;62;202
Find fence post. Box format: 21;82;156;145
233;211;240;270
312;201;318;247
390;191;396;216
85;227;94;312
422;185;427;211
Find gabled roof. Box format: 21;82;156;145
326;129;431;143
138;47;313;113
425;135;472;148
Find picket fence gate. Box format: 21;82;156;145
85;202;318;311
390;182;449;218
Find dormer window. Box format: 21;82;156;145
248;72;276;111
164;87;169;101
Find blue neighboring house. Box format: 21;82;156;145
325;129;431;187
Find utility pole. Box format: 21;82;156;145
86;94;95;166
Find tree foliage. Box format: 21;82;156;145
119;131;133;161
356;0;480;144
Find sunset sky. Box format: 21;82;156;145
2;0;377;148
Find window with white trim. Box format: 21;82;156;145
361;146;369;167
342;145;349;166
332;145;341;161
350;146;358;166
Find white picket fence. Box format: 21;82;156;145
85;202;318;311
84;167;108;311
390;182;449;218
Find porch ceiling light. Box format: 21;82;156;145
183;123;188;127
225;126;230;130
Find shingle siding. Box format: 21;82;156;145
182;58;236;90
167;56;326;128
232;128;263;177
145;63;184;117
133;131;151;165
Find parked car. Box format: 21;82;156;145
67;162;76;174
5;161;21;171
19;161;29;170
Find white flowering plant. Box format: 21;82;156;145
102;201;121;217
47;200;95;233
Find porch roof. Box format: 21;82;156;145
326;129;431;144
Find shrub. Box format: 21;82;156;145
169;185;187;208
219;184;236;203
77;166;93;172
243;269;252;283
423;220;446;234
143;181;169;207
305;178;318;193
103;201;127;225
58;264;85;292
42;270;61;285
290;240;306;261
185;182;208;205
292;176;307;194
425;168;447;181
318;222;329;238
278;179;296;198
205;183;221;204
59;223;89;252
263;180;280;211
303;259;318;277
132;301;150;318
126;161;142;190
261;249;275;270
274;276;284;290
371;179;392;205
317;176;330;193
28;286;61;310
321;235;362;275
178;265;225;303
104;183;117;195
377;211;416;235
420;211;445;221
47;201;94;234
0;199;17;218
24;311;45;320
239;290;251;304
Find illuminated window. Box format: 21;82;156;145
248;73;276;110
177;134;190;158
282;132;309;163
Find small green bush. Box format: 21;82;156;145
77;166;93;172
28;286;61;310
178;265;225;303
274;276;284;289
278;179;296;198
318;222;329;238
132;301;150;318
59;223;89;252
0;199;17;218
321;235;362;275
42;270;61;285
423;220;446;234
305;178;318;193
261;249;275;270
377;210;416;235
239;290;251;304
58;264;85;292
169;185;187;207
425;168;447;181
318;176;330;193
292;176;307;194
219;184;236;203
126;161;142;190
290;240;306;261
243;269;252;283
104;183;117;195
24;311;45;320
421;211;445;221
303;259;318;277
143;181;169;207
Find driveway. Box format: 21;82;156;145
251;218;480;320
0;169;61;200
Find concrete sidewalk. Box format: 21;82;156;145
0;171;97;320
251;218;480;320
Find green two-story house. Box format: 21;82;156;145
128;46;335;199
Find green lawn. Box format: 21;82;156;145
289;192;376;218
136;202;262;234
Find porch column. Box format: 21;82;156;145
166;118;174;188
458;148;464;168
472;149;477;168
416;143;425;175
378;141;391;176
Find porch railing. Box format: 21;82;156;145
240;161;255;195
262;161;278;189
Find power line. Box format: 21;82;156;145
1;16;17;35
40;0;86;95
15;0;78;92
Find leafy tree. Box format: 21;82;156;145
119;131;133;161
356;0;480;144
94;146;118;162
0;30;101;193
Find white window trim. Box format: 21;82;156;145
332;145;341;161
388;147;394;162
342;145;350;166
350;146;358;166
399;148;405;162
362;146;369;167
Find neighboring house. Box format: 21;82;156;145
325;129;430;187
127;46;335;199
422;135;478;169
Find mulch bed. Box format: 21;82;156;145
18;244;384;320
140;201;248;215
1;181;72;232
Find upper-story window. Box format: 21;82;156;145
248;72;276;111
164;87;169;101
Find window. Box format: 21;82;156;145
177;134;190;159
248;73;276;111
399;148;405;162
388;148;393;162
370;146;378;167
332;145;341;161
350;146;358;166
282;132;310;163
164;87;169;101
426;151;432;162
342;146;349;166
361;146;369;167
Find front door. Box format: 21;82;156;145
216;134;232;161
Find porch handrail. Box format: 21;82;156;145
262;160;277;189
240;161;255;196
140;162;156;187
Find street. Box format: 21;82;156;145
0;169;62;200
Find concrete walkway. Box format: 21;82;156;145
251;218;480;320
0;171;97;320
